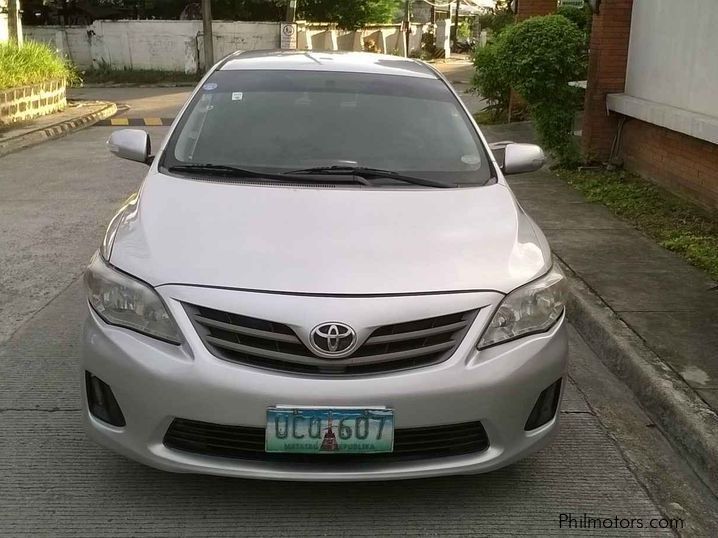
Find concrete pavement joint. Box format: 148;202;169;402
563;371;679;532
558;256;718;496
565;330;718;536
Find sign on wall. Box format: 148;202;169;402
280;23;297;50
559;0;586;7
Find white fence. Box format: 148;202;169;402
24;20;435;73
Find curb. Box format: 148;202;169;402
79;82;198;88
0;101;118;158
560;258;718;496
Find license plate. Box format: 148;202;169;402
265;407;394;454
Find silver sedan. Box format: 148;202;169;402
82;50;567;480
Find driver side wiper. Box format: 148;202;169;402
166;164;367;185
286;166;453;189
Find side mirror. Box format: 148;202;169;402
107;129;151;164
502;143;545;175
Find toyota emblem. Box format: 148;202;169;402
309;322;356;356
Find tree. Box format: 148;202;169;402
299;0;400;30
477;0;514;36
23;0;400;26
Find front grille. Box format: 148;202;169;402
185;304;478;375
164;418;489;464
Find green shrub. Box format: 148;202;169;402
458;20;472;40
498;15;587;165
471;44;511;123
0;41;79;90
556;5;590;32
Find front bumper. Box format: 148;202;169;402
81;286;568;481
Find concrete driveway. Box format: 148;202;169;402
0;85;716;536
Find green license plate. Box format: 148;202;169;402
265;407;394;454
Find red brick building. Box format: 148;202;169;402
582;0;718;212
521;0;718;212
516;0;557;20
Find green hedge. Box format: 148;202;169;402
472;15;587;166
471;44;511;123
0;41;78;91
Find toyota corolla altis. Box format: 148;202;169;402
82;51;568;481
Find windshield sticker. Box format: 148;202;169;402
231;92;244;101
202;82;218;91
461;154;482;165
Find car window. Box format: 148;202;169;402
163;70;493;186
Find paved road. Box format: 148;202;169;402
1;85;716;536
70;86;193;119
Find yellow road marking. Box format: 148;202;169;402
144;117;163;126
110;118;129;126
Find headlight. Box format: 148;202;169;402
84;254;182;344
478;264;566;349
101;193;138;260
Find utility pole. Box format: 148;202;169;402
452;0;460;50
286;0;297;22
201;0;214;72
404;0;411;57
7;0;21;45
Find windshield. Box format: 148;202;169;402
162;70;493;187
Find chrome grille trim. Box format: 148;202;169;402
364;320;468;345
194;315;301;344
184;304;479;375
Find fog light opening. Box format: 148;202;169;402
525;378;562;431
85;371;126;427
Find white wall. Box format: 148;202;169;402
24;20;432;73
297;23;424;55
28;26;93;66
626;0;718;119
25;20;281;73
212;21;280;60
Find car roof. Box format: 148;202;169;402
219;50;439;79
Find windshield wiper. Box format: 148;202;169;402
167;164;282;179
166;164;366;185
286;166;453;189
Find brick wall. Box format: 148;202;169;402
621;119;718;212
516;0;557;20
581;0;634;160
0;80;66;126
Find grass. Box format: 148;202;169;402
81;65;201;85
554;168;718;281
0;41;79;90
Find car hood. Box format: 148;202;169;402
109;173;550;295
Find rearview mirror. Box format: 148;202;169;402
107;129;151;164
502;143;545;175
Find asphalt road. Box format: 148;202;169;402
0;83;716;536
